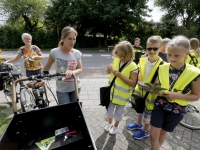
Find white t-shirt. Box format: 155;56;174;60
144;57;159;80
51;47;82;92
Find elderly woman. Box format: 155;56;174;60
6;33;44;77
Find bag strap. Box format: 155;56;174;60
109;61;128;88
189;53;198;67
142;61;164;99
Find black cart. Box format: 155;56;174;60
0;75;96;150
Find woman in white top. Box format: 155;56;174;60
43;26;82;104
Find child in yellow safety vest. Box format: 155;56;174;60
148;36;200;150
126;36;163;140
185;38;200;68
104;41;138;134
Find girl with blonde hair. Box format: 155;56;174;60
105;41;138;134
148;36;200;150
185;38;200;68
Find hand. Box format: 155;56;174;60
2;61;13;66
162;92;178;101
142;85;151;91
31;56;36;60
43;71;49;75
65;70;74;78
28;57;34;62
112;69;121;77
107;64;113;71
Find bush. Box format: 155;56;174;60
0;25;23;49
32;29;58;49
0;25;117;49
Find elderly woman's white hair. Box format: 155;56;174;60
21;33;32;40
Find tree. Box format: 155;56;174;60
155;0;200;31
45;0;150;46
0;0;49;32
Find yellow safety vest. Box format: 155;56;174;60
159;63;200;106
108;58;138;106
185;51;199;67
133;57;163;110
0;56;4;63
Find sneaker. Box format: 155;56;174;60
104;124;113;132
126;122;143;130
133;129;150;139
109;126;118;134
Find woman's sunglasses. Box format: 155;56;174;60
146;47;159;51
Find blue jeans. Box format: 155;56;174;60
26;68;42;77
56;88;81;104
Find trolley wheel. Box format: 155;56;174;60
20;88;36;112
179;104;200;130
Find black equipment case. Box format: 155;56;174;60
0;102;96;150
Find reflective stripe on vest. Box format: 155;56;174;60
159;63;200;106
108;58;138;106
134;49;144;53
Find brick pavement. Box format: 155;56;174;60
0;78;200;150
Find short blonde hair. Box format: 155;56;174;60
58;26;78;46
112;41;135;62
167;35;190;52
21;33;32;40
162;38;171;46
147;36;163;47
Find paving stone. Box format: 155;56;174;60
183;130;192;139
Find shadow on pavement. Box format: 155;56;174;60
95;131;108;150
103;134;116;150
95;130;116;150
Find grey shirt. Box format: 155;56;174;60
51;47;82;92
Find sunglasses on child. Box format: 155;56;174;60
146;47;159;51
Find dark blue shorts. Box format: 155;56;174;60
26;68;42;77
150;105;184;132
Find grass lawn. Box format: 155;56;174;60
0;105;11;137
0;104;24;138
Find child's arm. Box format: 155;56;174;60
112;69;138;87
163;78;200;101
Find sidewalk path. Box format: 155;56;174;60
0;78;200;150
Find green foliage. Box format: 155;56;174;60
0;0;49;32
45;0;150;46
187;26;200;39
31;28;58;49
0;105;10;137
2;1;200;48
0;25;23;48
155;0;200;30
0;25;58;49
